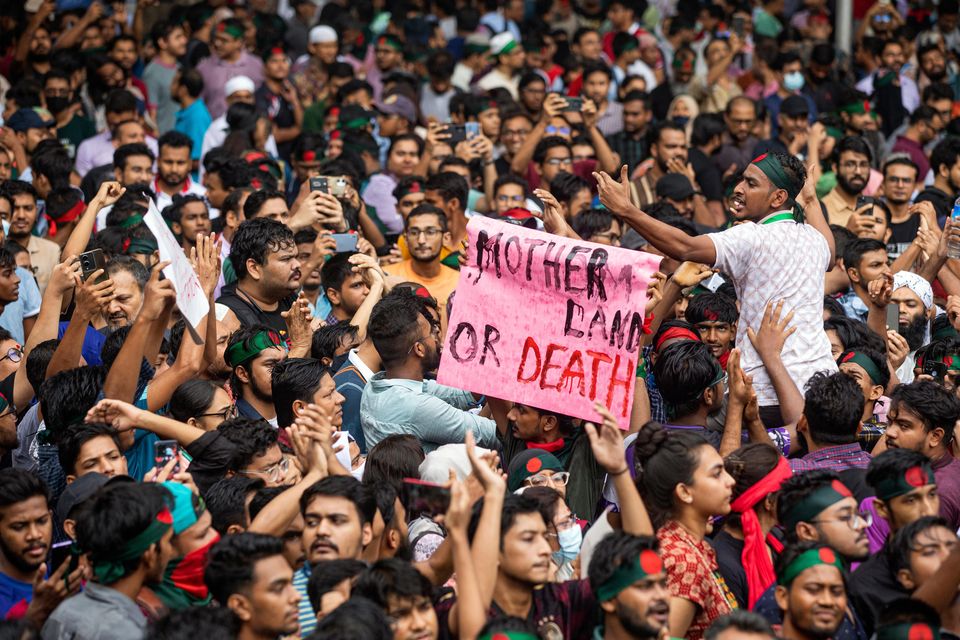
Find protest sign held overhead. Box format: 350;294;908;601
437;216;660;429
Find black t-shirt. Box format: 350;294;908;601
848;544;908;637
255;85;296;162
689;148;723;203
888;215;920;259
216;282;295;337
710;530;748;609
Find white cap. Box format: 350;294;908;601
214;303;230;322
309;25;338;44
224;75;255;97
489;32;518;57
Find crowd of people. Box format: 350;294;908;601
2;0;960;639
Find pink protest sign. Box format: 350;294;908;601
437;216;660;429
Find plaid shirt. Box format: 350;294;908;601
642;346;667;423
788;442;873;473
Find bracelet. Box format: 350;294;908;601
483;159;495;166
610;466;629;476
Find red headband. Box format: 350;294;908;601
730;457;793;608
654;326;700;350
46;200;86;237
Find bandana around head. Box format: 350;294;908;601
596;549;664;601
225;329;284;368
217;22;245;40
92;506;173;584
876;622;940;640
778;546;845;586
839;350;884;385
781;479;852;530
751;153;804;222
893;271;934;310
874;462;936;501
507;450;564;491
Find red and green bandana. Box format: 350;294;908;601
839;350;884;385
841;99;873;116
397;180;423;199
378;34;403;52
92;506;173;584
225;329;284;368
751;153;804;222
216;22;245;40
781;479;852;530
778;546;844;586
478;633;540;640
876;622;940;640
874;462;936;501
596;549;664;601
917;353;960;373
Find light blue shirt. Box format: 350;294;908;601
837;289;869;324
360;373;497;452
0;267;42;344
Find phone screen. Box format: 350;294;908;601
402;478;451;517
886;304;899;332
153;440;180;474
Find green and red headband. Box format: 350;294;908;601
397;180;422;199
839;350;884;385
874;462;936;501
778;546;845;586
841;100;873;115
226;329;284;368
916;352;960;373
596;549;664;601
478;633;539;640
217;22;245;40
781;479;852;530
876;622;940;640
752;153;804;222
93;506;173;584
378;35;403;52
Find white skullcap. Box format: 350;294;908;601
224;75;255;97
310;25;338;44
418;444;492;483
214;303;230;322
893;271;934;310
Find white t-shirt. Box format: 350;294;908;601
708;211;837;406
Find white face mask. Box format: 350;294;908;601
784;71;805;91
350;460;366;481
552;524;583;563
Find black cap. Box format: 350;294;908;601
656;173;696;200
781;95;810;117
55;473;133;524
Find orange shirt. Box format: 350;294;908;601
383;259;460;331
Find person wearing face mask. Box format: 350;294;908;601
523;486;583;581
763;52;817;138
43;70;95;160
145;482;220;616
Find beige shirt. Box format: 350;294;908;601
27;236;60;294
822;187;858;228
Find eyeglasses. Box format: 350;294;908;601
405;228;443;239
503;128;531;138
0;346;23;364
545;515;578;538
199;405;239;422
545;157;573;166
525;471;571;488
591;230;621;245
840;160;871;171
812;510;873;530
407;322;441;355
238;457;291;483
545;126;571;136
497;194;525;203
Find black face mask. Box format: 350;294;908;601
28;52;50;64
46;96;71;115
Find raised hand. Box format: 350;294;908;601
349;252;386;287
75;269;114;321
281;292;313;349
726;348;754;407
139;261;176;321
93;181;125;208
584;402;628;474
531;188;569;236
443;472;471;535
464;430;505;493
25;556;87;628
190;233;221;298
49;257;82;296
593;166;634;215
886;330;910;370
85;398;141;432
867;272;894;309
670;262;714;288
747;300;797;359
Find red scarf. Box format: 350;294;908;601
527;438;565;454
729;457;792;608
45;200;85;237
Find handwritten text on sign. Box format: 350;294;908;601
144;201;210;333
436;217;659;429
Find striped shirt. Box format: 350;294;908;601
292;565;316;636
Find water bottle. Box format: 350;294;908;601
951;197;960;259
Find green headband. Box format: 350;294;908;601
93;506;173;584
839;350;884;385
752;153;804;222
596;549;664;601
339;117;371;131
477;633;540;640
825;126;844;140
226;329;284;368
778;546;845;586
216;23;245;40
781;479;852;530
494;40;519;57
119;214;144;230
874;463;936;501
617;38;639;54
126;236;158;256
877;622;940;640
378;35;403;51
841;100;872;115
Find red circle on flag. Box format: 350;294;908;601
908;623;934;640
639;550;662;574
491;635;509;640
817;547;836;564
526;457;543;473
830;480;852;497
905;466;927;487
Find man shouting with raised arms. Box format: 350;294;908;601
595;152;836;429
